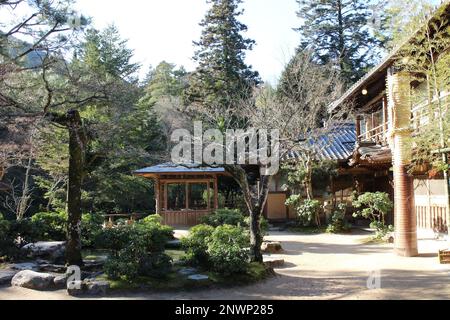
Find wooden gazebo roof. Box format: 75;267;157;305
134;162;227;179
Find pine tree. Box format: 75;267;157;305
294;0;388;85
186;0;260;111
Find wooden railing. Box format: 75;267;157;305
416;205;448;233
358;123;388;144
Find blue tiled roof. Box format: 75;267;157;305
286;123;357;162
134;162;226;175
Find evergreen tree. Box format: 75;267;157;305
186;0;260;111
82;25;140;81
294;0;388;85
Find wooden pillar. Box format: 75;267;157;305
185;182;190;210
356;116;362;143
383;95;389;138
164;183;168;212
387;68;418;257
214;175;219;209
155;178;161;215
207;181;211;211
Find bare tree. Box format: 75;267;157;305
184;50;347;262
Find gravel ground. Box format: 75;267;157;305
1;230;449;300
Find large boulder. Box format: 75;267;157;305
53;274;69;289
21;242;66;263
67;279;110;297
0;270;18;286
261;241;283;254
11;270;55;290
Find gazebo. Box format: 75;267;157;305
134;162;228;226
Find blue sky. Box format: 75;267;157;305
74;0;300;84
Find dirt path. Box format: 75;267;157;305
1;231;449;300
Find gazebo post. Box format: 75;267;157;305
185;182;189;210
207;181;211;211
214;175;219;210
155;178;161;215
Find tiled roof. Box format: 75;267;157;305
285;123;357;162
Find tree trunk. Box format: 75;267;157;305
48;110;86;266
225;165;271;263
17;156;32;221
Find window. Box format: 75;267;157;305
167;184;186;211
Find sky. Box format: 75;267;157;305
74;0;301;84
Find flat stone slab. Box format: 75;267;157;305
11;270;56;290
178;268;198;276
0;270;18;285
11;262;39;271
166;239;182;249
188;274;209;281
38;264;66;273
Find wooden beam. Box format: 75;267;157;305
160;179;214;184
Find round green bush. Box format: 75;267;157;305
200;209;245;227
207;225;250;275
181;224;214;267
97;219;174;281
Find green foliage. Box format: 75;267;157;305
286;197;321;227
31;211;67;241
200;209;268;236
98;220;174;281
207;225;250;275
294;0;387;84
282;160;337;197
200;209;245;227
182;223;251;275
326;204;351;234
81;213;104;248
141;214;163;225
82;25;140;81
181;224;215;267
352;192;393;237
0;214;15;259
185;0;260;111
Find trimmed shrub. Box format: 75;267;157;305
141;214;163;225
207;225;250;275
200;209;245;227
352;192;393;238
326;204;351;234
182;224;251;275
201;209;269;235
286;196;321;227
181;224;214;267
98;220;174;281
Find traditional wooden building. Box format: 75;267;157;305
330;2;450;256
